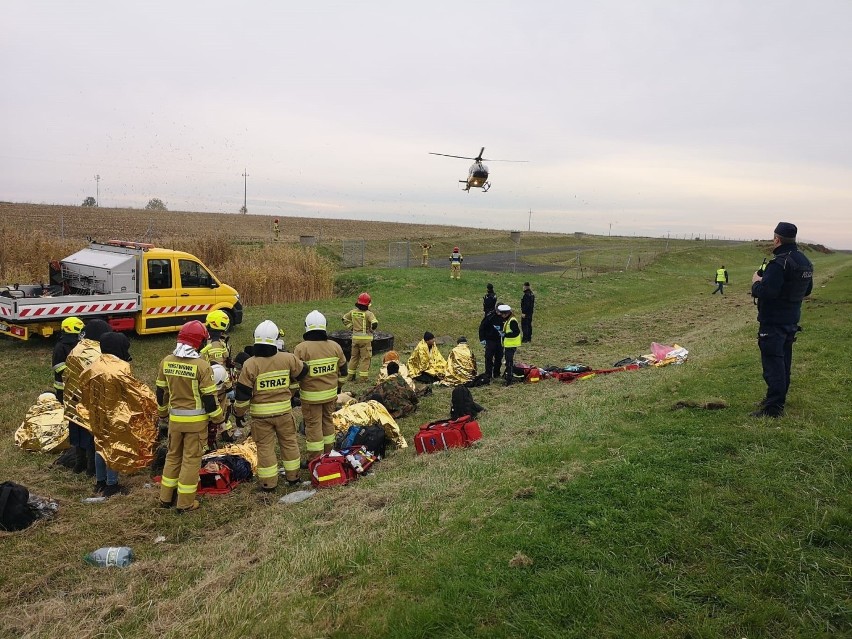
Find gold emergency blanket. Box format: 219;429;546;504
63;339;101;430
203;438;258;474
77;355;158;473
442;343;477;386
406;339;447;378
15;395;69;452
332;400;407;449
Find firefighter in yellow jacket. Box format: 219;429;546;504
294;311;348;459
156;321;224;512
201;309;234;444
234;320;307;490
342;292;378;381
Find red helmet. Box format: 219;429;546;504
177;320;209;350
357;292;371;306
453;246;459;252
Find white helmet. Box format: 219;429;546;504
305;310;327;332
254;320;280;345
211;363;228;389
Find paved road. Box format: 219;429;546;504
439;245;589;274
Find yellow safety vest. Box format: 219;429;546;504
502;318;521;348
716;268;727;283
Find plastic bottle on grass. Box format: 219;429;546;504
84;546;134;567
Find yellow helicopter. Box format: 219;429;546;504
429;147;527;192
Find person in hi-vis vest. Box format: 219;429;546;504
712;265;729;295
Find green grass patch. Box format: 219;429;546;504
1;238;850;638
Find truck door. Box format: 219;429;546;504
175;258;218;324
142;257;179;331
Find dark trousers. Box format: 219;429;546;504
503;347;517;384
484;340;503;378
758;323;797;413
521;316;533;342
712;282;725;294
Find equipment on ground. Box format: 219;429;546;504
429;147;527;192
414;415;482;454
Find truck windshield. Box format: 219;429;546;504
179;259;215;288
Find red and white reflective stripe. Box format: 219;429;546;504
145;304;213;315
17;300;138;318
0;306;10;316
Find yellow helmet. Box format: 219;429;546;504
205;309;230;332
61;317;85;334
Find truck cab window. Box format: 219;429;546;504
179;259;214;288
148;259;172;289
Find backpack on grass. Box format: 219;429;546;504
0;481;37;532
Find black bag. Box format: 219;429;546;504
354;425;387;458
52;447;78;469
0;481;37;532
451;386;484;420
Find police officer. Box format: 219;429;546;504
521;282;535;342
483;283;497;315
497;304;522;385
478;306;504;382
156;320;224;512
234;320;307;490
750;222;813;418
342;293;378;381
294;311;348;459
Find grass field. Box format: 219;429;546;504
0;222;850;638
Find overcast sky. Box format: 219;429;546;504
3;1;851;246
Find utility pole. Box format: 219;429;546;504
241;169;249;214
94;174;100;207
528;209;532;231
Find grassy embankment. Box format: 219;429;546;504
0;234;849;638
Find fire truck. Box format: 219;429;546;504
0;240;243;340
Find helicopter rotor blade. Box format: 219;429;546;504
429;152;477;160
475;147;485;162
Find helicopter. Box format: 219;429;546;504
429;147;527;192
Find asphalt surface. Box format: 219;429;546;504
426;245;589;274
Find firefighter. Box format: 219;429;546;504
52;316;83;403
202;309;234;443
273;218;280;241
210;363;232;446
294;311;348;459
497;304;522;385
449;246;463;279
233;320;307;490
156;320;224;512
420;242;432;267
342;292;378;382
63;319;113;475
